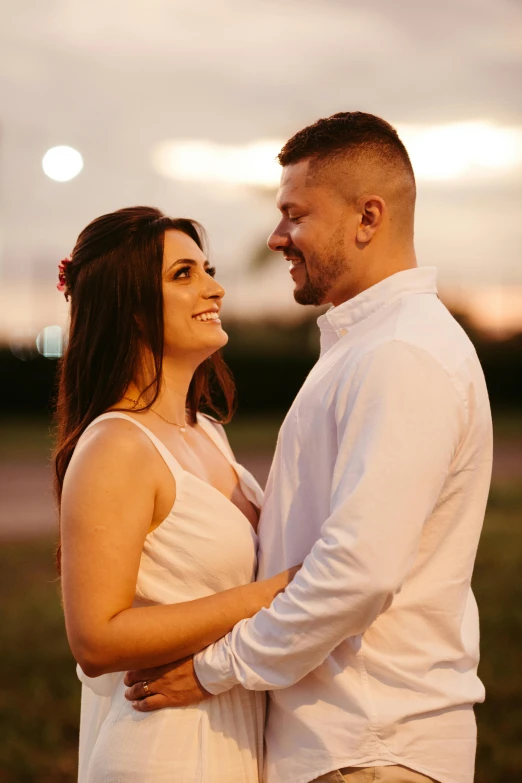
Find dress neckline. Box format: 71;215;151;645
160;470;258;541
84;411;259;539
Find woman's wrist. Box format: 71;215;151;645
260;568;294;606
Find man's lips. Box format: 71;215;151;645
284;256;305;267
288;261;307;283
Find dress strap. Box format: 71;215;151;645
197;413;264;510
196;413;236;464
83;412;185;481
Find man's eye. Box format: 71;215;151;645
206;266;217;278
174;266;191;279
289;215;303;223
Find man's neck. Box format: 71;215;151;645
330;247;417;308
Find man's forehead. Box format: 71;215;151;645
276;160;314;210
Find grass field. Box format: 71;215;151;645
0;416;521;781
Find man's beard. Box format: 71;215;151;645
293;231;346;306
293;261;328;306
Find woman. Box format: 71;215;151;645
55;206;297;782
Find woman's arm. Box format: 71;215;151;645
60;419;296;678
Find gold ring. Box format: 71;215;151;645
142;681;150;695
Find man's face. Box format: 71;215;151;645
267;159;356;306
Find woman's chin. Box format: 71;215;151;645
211;326;228;347
201;327;229;354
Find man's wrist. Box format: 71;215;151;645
190;657;212;699
193;643;237;695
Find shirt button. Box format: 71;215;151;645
339;328;347;336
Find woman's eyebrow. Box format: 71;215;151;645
165;258;209;273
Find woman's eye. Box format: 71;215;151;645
172;264;216;280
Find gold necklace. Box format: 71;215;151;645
122;397;188;433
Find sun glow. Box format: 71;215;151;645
397;121;522;181
42;146;84;182
152;139;282;188
152;122;522;188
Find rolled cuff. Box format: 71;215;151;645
193;639;238;695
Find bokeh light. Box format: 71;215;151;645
36;325;63;358
42;146;84;182
9;331;39;361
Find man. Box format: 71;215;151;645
125;112;492;783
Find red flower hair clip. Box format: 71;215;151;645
57;257;72;300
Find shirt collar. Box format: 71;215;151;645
317;266;438;353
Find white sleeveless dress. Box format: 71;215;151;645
76;412;266;783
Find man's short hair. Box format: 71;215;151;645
278;111;415;191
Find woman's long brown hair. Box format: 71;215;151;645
53;206;235;570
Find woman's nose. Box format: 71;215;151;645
205;276;225;300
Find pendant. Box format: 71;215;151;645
180;426;187;433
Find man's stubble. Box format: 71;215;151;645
294;225;347;307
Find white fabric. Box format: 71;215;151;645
194;267;493;783
77;412;265;783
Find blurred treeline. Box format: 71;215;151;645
1;311;521;416
1;312;521;782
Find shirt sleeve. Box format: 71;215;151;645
194;340;468;694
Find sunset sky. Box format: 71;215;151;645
0;0;521;340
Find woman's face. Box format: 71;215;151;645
161;229;228;360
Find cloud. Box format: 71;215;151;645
0;0;520;320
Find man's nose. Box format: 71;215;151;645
267;224;290;253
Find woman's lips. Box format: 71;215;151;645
192;311;221;324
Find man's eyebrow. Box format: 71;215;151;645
166;257;209;273
277;201;300;213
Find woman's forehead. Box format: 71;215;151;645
163;229;205;264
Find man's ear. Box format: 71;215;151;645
355;195;385;245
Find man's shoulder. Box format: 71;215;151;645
391;293;477;377
334;294;480;394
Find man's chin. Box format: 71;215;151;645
293;284;324;307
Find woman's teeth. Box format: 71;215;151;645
193;311;220;322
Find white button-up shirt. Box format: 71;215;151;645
195;267;493;783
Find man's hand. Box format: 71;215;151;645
124;656;211;712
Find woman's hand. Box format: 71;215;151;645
124;564;304;714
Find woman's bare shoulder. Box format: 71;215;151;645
66;415;159;483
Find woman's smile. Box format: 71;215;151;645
192;308;222;324
161;229;228;355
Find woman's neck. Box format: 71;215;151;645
125;354;198;425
